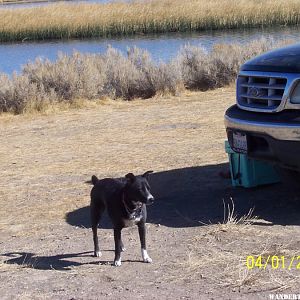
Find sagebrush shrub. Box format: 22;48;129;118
0;38;293;114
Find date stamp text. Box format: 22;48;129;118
246;255;300;270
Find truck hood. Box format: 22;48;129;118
241;43;300;73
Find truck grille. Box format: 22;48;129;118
237;75;287;112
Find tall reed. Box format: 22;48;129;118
0;0;300;42
0;38;293;114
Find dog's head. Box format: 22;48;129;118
124;171;154;205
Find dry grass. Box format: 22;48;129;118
171;201;300;292
181;233;300;291
0;38;293;114
221;198;257;227
0;0;300;41
182;231;300;291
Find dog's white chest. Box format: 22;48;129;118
123;216;142;227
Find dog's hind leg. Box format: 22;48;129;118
91;202;105;257
138;222;152;263
113;228;123;266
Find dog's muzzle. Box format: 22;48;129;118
146;196;154;205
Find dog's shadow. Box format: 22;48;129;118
67;163;300;228
2;251;143;271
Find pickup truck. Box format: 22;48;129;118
225;43;300;172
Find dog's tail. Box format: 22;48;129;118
91;175;99;186
85;175;99;185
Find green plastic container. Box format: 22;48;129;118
225;141;280;188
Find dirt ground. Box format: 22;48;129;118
1;87;300;299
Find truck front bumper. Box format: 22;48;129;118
225;105;300;170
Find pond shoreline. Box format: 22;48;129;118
1;25;300;75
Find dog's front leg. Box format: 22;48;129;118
120;239;126;252
138;222;152;263
113;228;122;266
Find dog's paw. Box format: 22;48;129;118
141;249;152;263
94;251;102;257
113;259;122;267
143;256;153;263
121;246;126;252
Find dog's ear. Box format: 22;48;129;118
125;173;136;183
142;170;154;179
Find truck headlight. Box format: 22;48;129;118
290;82;300;104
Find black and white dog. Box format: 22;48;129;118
90;171;154;266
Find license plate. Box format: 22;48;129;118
232;131;248;153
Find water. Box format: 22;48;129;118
1;26;300;74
